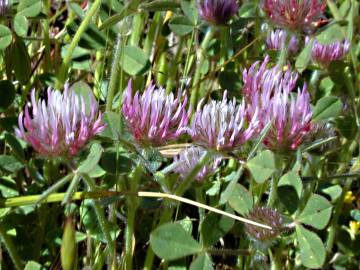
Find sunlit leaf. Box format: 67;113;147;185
150;223;202;260
247;150;276;183
297;194;332;229
296;225;326;269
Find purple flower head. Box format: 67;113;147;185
266;29;299;55
15;85;105;157
188;91;259;151
262;0;326;32
242;56;312;151
198;0;238;25
242;56;298;118
311;39;350;67
122;80;191;146
173;146;221;181
262;87;313;151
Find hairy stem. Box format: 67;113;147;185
106;35;123;111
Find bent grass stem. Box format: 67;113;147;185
1;191;271;230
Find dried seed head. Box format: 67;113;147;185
262;0;326;33
245;206;284;242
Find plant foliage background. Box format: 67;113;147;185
0;0;359;269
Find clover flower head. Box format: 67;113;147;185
242;55;298;115
242;56;312;151
122;80;191;146
311;39;350;67
188;91;258;151
198;0;238;25
262;0;326;32
173;147;221;181
15;85;105;157
263;86;312;151
245;206;284;242
266;29;299;55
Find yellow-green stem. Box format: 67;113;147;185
125;164;142;270
106;35;123;111
56;0;102;87
220;25;229;65
190;28;215;107
326;178;353;254
277;33;290;68
0;224;23;270
43;0;51;71
166;38;184;93
267;155;283;207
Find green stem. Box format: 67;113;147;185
81;174;116;261
182;29;196;91
190;28;215;107
195;187;205;245
269;247;282;270
267;155;283;207
309;69;323;96
129;10;145;47
1;191;114;208
253;0;261;58
36;173;74;204
43;0;51;72
220;25;229;65
144;12;161;57
267;175;279;207
0;224;23;270
125;208;136;270
344;68;360;127
326;178;353;254
94;50;104;99
277;33;290;68
62;174;81;205
195;187;205;223
125;164;142;270
106;34;123;111
156;52;168;86
56;0;102;87
166;38;184;94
